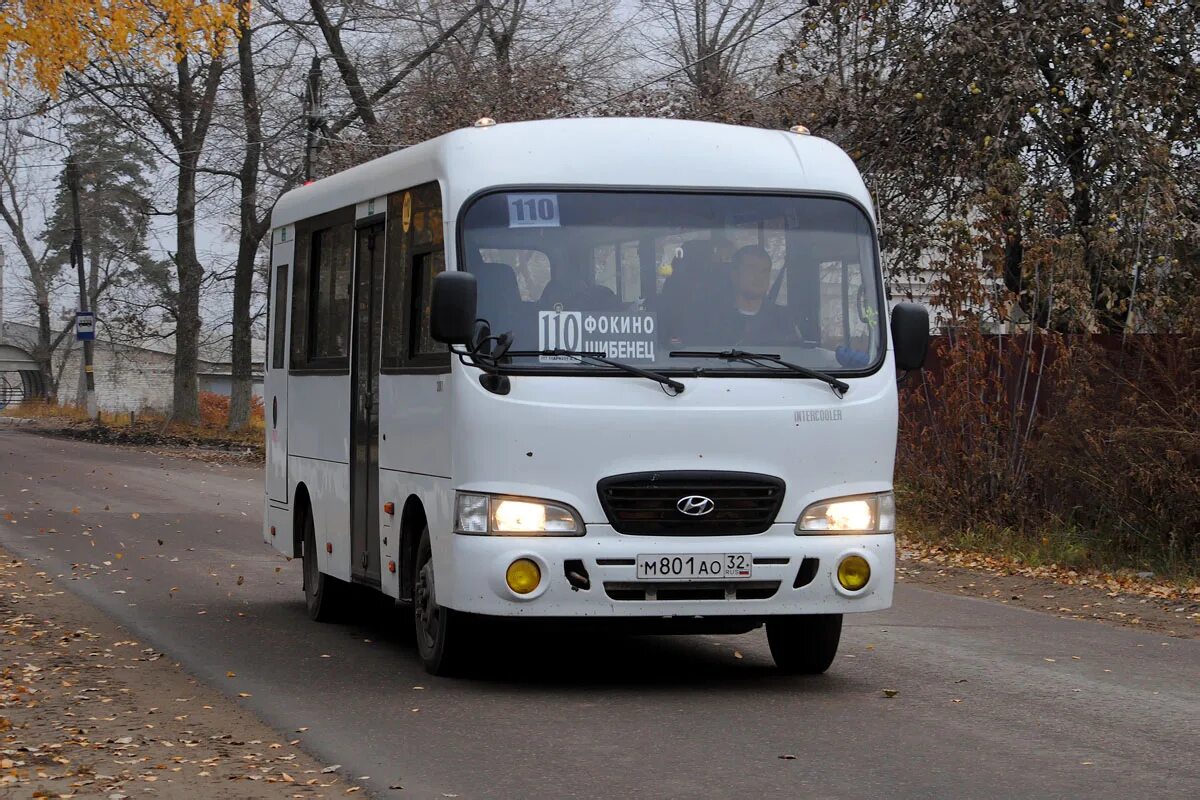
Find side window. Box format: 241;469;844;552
309;224;353;361
819;260;872;351
593;243;617;294
290;207;354;371
410;251;447;357
619;242;640;302
382;181;447;371
271;264;288;370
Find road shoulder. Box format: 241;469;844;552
898;541;1199;639
0;547;366;799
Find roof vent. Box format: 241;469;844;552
788;124;811;135
473;117;497;128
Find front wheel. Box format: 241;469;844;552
765;614;843;674
412;526;470;676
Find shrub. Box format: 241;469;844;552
198;391;231;428
899;326;1199;572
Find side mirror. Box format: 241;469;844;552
890;302;930;372
430;271;477;345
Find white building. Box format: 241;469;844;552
0;319;263;411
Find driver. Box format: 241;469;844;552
721;245;794;345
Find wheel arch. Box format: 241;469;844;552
398;494;427;601
292;482;312;559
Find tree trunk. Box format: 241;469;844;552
229;0;264;431
173;156;202;425
34;295;57;403
167;52;223;426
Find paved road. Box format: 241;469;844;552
1;429;1197;800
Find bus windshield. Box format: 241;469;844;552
459;190;884;374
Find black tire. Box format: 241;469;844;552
412;526;469;676
302;507;348;622
766;614;843;674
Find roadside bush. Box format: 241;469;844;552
1034;333;1200;568
899;326;1199;574
198;392;231;428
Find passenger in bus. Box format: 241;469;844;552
660;239;728;344
720;245;795;345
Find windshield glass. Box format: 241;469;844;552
460;191;884;373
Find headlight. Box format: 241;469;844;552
797;492;894;533
455;492;584;536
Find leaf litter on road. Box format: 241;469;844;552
0;548;330;797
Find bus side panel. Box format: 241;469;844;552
264;501;293;556
376;469;453;600
288;374;352;582
288;454;352;582
377;372;452;598
377;374;451;479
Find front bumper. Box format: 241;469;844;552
434;524;894;617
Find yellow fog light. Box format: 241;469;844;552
505;558;541;595
837;555;871;591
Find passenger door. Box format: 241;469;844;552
350;222;385;585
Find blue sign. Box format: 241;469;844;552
75;311;95;341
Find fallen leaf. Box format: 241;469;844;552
322;765;342;774
882;688;899;698
131;512;141;520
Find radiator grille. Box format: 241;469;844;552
597;471;785;535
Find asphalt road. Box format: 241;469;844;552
1;428;1197;800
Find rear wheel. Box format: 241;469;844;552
413;526;469;675
302;508;348;622
766;614;843;674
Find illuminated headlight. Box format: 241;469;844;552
797;492;895;534
455;492;584;536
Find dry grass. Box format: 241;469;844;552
2;393;264;448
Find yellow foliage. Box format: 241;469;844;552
0;0;237;94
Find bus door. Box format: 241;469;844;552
350;222;385;585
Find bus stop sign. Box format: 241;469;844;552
75;311;95;341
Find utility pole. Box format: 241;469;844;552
65;155;97;419
302;56;323;182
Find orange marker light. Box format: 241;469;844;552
383;501;395;515
388;560;396;573
325;542;332;554
270;526;276;537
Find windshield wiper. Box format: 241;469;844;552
502;349;685;394
669;349;849;398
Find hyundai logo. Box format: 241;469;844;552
676;495;716;516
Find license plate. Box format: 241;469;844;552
636;553;752;581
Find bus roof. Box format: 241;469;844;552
271;118;872;229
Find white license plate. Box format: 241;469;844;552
636;553;752;581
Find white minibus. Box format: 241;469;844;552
263;118;929;675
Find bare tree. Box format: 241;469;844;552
0;127;71;398
637;0;784;108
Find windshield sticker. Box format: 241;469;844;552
538;310;657;363
508;194;560;228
